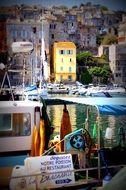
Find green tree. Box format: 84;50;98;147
96;34;104;46
100;6;108;11
72;5;78;9
76;51;93;67
97;54;108;65
101;33;118;45
89;65;111;84
80;69;92;84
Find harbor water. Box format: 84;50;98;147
47;101;126;148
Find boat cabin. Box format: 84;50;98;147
0;100;42;154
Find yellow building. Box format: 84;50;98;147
52;41;76;83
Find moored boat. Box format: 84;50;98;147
0;97;126;189
0;99;43;186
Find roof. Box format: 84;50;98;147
0;100;42;108
54;41;76;48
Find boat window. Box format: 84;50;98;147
0;113;31;137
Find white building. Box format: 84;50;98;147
118;14;126;44
109;44;126;86
6;17;50;86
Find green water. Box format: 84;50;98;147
47;103;126;148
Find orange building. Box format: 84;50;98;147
52;41;76;83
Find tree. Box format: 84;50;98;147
76;51;93;67
97;54;108;65
96;34;104;46
80;69;92;84
89;65;111;84
72;5;78;9
100;6;108;11
101;33;118;45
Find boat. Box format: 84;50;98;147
85;85;126;97
0;99;42;184
0;94;126;189
68;83;126;97
14;84;48;100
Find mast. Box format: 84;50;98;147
40;16;45;89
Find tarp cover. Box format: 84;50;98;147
98;105;126;115
57;97;126;115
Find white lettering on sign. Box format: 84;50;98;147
25;154;75;188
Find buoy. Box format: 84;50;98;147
103;173;112;186
105;127;113;140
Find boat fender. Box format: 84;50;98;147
35;106;40;129
105;127;113;140
70;134;85;150
103;173;112;186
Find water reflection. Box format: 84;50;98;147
47;104;126;148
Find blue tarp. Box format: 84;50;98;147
25;85;37;92
57;97;126;116
97;105;126;115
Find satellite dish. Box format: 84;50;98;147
11;42;33;53
0;63;5;70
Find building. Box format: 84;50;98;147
109;44;126;86
118;14;126;44
52;41;76;83
6;17;50;86
98;45;109;61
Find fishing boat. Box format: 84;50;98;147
55;97;126;187
0;99;42;186
0;95;126;189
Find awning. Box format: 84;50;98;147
98;105;126;115
57;97;126;115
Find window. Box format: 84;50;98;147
59;50;65;55
50;24;56;29
69;67;72;72
21;30;27;38
68;75;72;81
0;114;11;131
0;113;31;137
61;58;63;62
60;66;63;71
60;75;63;81
70;58;72;62
66;50;73;54
14;30;18;38
67;50;70;54
51;34;54;39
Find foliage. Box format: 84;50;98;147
80;69;92;84
72;5;78;9
96;34;104;46
76;51;94;66
59;5;68;10
101;33;118;45
89;65;111;84
97;54;108;65
100;6;108;11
